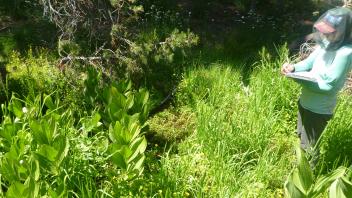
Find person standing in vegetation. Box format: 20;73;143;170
281;7;352;164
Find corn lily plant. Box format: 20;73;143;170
284;143;352;198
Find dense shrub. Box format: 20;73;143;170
0;0;41;19
6;50;60;93
1;50;87;111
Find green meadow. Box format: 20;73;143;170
1;1;352;197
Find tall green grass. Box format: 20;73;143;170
320;93;352;170
148;47;299;197
144;46;352;197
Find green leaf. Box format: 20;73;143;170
114;80;131;94
111;152;126;169
102;86;112;105
44;94;56;110
8;99;23;118
6;135;27;161
126;95;134;110
128;136;147;163
111;109;125;123
133;154;145;172
30;120;55;145
329;176;352;198
48;183;67;198
110;86;126;108
50;112;61;121
139;89;149;106
121;146;132;161
30;120;49;145
295;146;314;193
128;154;145;174
6;182;27;198
81;113;101;133
284;144;313;198
32;152;57;175
30;121;45;144
284;172;306;198
36;144;58;162
110;144;131;170
128;113;140;126
33;160;40;181
48;178;67;198
48;189;59;198
33;144;60;174
129;121;141;142
0;157;21;182
53;136;69;167
1;123;18;142
109;122;125;144
25;176;39;198
140;106;149;124
312;166;347;195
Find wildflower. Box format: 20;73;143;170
22;107;28;113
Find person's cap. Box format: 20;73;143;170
314;13;343;34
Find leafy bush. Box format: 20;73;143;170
178;0;316;18
0;73;151;197
5;50;61;98
0;36;16;62
118;28;199;89
35;0;199;93
0;0;41;19
3;50;85;108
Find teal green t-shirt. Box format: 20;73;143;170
293;45;352;114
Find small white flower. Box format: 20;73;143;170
22;107;28;113
19;160;24;164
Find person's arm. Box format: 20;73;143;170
295;49;352;93
281;47;321;74
293;47;321;72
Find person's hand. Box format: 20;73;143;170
281;62;295;75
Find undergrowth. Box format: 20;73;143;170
145;46;352;197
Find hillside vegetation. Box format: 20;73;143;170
1;0;352;197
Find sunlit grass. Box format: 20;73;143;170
146;45;352;197
142;47;297;197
